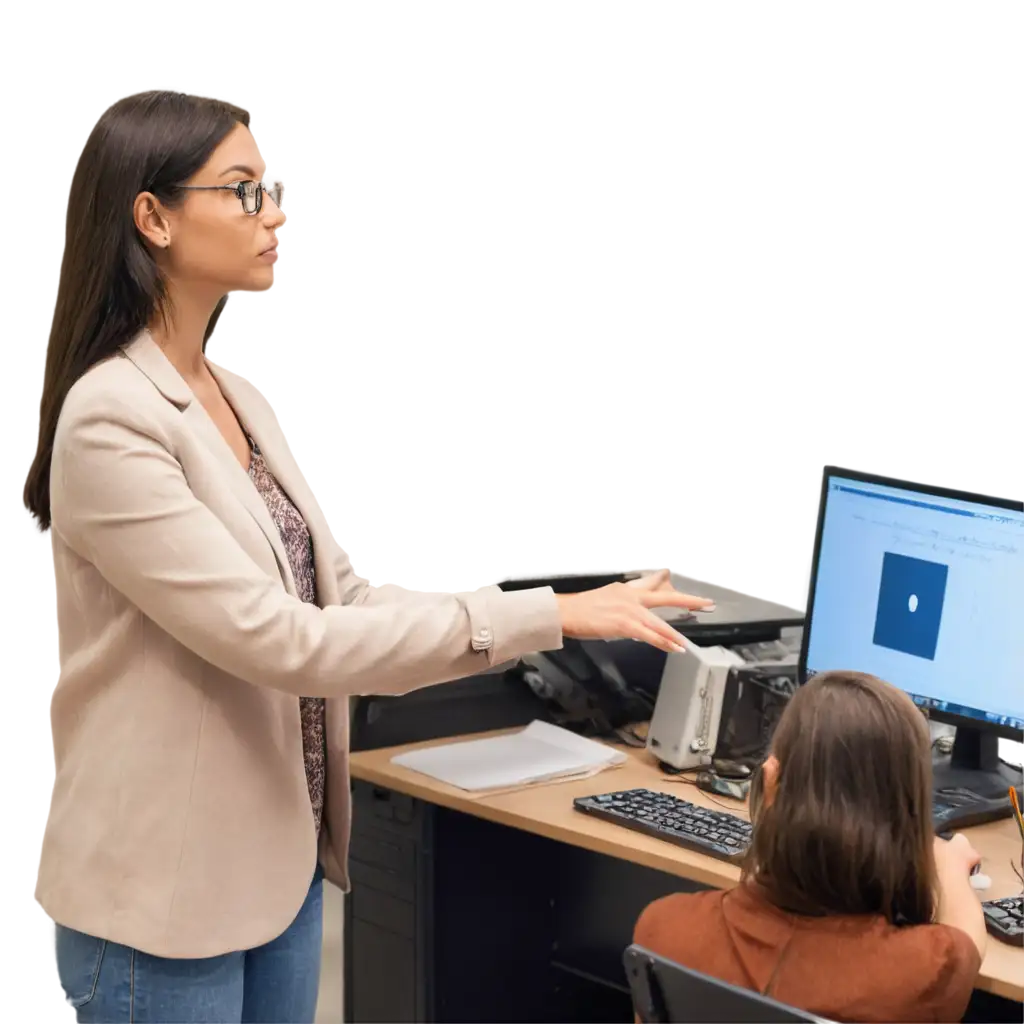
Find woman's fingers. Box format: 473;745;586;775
632;608;688;652
632;618;688;654
637;589;715;611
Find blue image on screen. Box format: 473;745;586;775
872;552;948;661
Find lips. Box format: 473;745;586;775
259;243;278;256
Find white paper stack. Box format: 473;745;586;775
390;720;627;794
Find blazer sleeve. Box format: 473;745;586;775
330;544;524;675
50;395;563;699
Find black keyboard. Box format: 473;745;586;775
573;787;752;863
983;895;1023;947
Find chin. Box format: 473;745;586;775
245;269;276;292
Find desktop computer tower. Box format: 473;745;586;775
343;782;435;1022
344;781;563;1023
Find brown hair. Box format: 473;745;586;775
23;91;248;531
742;670;936;925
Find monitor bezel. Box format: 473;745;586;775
798;465;1024;741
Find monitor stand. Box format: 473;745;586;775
932;727;1023;833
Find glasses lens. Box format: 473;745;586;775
268;182;284;210
241;181;259;214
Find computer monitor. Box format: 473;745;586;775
799;466;1024;829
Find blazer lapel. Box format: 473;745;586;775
121;331;297;596
206;362;340;608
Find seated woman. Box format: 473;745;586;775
633;670;986;1023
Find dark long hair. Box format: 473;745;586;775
742;670;937;925
23;91;249;530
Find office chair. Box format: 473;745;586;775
624;944;826;1023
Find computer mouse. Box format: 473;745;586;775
712;759;752;780
970;873;992;892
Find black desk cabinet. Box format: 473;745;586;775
343;780;696;1023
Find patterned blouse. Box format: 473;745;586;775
246;436;326;836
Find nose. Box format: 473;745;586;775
262;194;286;228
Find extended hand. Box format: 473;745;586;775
556;569;715;653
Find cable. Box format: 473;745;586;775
659;765;702;779
661;774;751;817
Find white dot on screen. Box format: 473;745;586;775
909;594;919;613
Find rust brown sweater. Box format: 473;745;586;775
634;882;980;1023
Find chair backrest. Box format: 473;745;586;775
623;944;826;1024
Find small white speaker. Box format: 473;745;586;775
647;643;745;770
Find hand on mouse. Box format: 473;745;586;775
934;832;982;879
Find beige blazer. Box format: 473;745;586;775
35;330;563;959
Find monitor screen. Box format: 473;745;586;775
802;470;1024;733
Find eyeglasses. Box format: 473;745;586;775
178;179;284;216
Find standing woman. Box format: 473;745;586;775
24;91;709;1024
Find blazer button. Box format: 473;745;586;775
471;627;493;652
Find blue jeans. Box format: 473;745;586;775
55;864;324;1023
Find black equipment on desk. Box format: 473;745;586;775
624;945;823;1023
573;788;752;863
513;641;654;737
495;569;655;737
709;646;800;771
983;895;1024;947
489;569;638;593
349;667;551;752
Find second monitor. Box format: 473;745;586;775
800;466;1024;831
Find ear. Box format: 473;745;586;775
134;191;172;250
761;755;780;807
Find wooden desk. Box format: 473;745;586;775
350;728;1024;1003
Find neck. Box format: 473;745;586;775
148;285;224;385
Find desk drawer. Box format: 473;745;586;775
349;857;416;902
349;831;417;876
348;781;432;901
350;883;415;938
